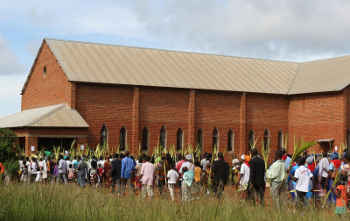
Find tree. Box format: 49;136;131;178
0;128;19;162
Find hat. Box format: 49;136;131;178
306;156;314;164
241;154;245;161
232;159;239;164
185;154;192;160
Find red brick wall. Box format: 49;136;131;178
76;83;134;149
288;92;346;152
246;94;289;159
345;87;350;145
19;41;349;158
21;41;74;110
196;91;241;157
140;87;189;152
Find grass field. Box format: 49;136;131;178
0;183;343;221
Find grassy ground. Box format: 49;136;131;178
0;183;345;221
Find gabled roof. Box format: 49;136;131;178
22;38;350;95
0;104;89;128
44;39;299;94
288;56;350;94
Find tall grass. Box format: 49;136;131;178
0;184;338;221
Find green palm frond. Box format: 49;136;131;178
291;137;316;162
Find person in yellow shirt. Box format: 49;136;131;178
194;162;201;183
193;161;202;199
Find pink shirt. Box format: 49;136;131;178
141;162;155;185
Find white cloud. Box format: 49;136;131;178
0;36;25;75
0;74;25;117
2;1;350;61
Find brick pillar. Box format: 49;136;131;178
25;136;38;156
187;90;196;146
287;99;293;154
67;82;77;109
131;87;140;155
342;89;348;146
239;92;247;155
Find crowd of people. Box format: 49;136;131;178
7;147;350;215
15;151;229;201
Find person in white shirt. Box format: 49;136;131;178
31;158;41;182
200;154;210;171
317;151;330;196
58;155;68;184
26;159;32;182
294;157;313;206
39;158;48;182
98;157;105;169
167;166;179;201
66;157;72;170
180;155;194;174
238;155;250;191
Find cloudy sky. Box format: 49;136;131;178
1;0;350;117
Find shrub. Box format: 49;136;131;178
0;128;19;162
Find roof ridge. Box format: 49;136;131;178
44;38;299;64
287;63;302;94
28;104;66;126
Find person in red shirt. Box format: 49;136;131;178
97;163;104;186
331;153;341;170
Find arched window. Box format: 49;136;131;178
212;128;219;149
100;124;108;146
278;130;283;149
159;126;166;148
120;127;127;151
263;129;270;151
248;130;254;149
176;128;183;151
196;129;203;150
141;127;148;151
347;129;350;148
227;129;234;152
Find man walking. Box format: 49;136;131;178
212;152;229;198
266;149;286;209
121;151;135;195
140;155;155;199
58;155;68;184
248;148;265;206
111;153;122;194
77;156;88;187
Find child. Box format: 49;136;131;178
167;165;179;201
68;164;74;182
182;167;194;201
294;157;313;207
335;183;347;216
97;164;104;187
21;162;28;183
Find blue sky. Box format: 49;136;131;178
1;0;350;117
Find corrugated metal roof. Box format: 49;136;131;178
45;39;299;94
288;56;350;94
21;39;350;95
0;104;89;128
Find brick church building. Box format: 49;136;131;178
1;38;350;158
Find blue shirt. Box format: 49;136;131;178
285;156;292;170
121;157;135;179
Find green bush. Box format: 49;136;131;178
0;128;19;162
3;160;19;178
